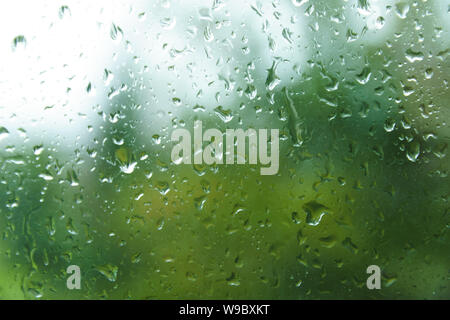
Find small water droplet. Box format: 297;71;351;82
58;5;71;19
160;17;176;30
214;106;233;123
96;264;119;282
116;147;137;174
38;171;54;181
172;97;182;106
33;144;44;155
266;61;281;91
405;48;424;63
0;127;10;141
198;7;213;21
12;35;26;51
406;140;420;162
281;28;293;44
203;25;214;42
356;67;371;84
303;201;329;226
110;23;123;42
292;0;309;7
425;68;433;79
384;118;396;132
375;16;385;29
152;134;161;144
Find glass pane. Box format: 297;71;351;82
0;0;448;299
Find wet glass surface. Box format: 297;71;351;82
0;0;448;299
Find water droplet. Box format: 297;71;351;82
226;272;240;286
356;67;371;84
281;28;293;44
33;144;44;155
38;171;54;181
244;85;257;100
406;141;420;162
194;195;207;210
319;235;337;248
116;147;137;174
384;118;396;132
66;169;79;186
12;35;26;51
214;106;233;123
291;212;301;224
155;181;170;195
131;252;142;264
405;48;424;63
172;97;182;106
303;201;329;226
160;17;176;30
357;0;371;15
203;25;214;42
292;0;309;7
266;61;281;91
110;23;123;42
375;16;385;29
66;218;78;235
395;2;410;19
104;69;114;85
342;237;358;254
425;68;433;79
96;264;119;282
58;5;71;19
198;8;213;21
152;134;161;145
0;127;9;141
